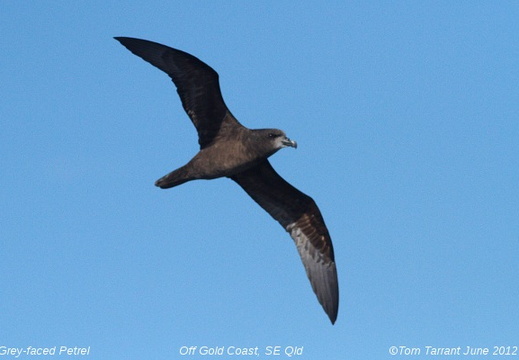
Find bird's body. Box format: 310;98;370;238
115;37;339;324
156;127;293;187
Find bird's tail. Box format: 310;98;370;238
155;166;192;189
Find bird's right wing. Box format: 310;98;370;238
115;37;242;148
231;160;339;324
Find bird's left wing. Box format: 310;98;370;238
231;160;339;324
114;37;241;148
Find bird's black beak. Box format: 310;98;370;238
282;137;298;149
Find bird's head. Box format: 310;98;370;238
252;128;297;157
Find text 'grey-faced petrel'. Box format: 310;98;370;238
115;37;339;324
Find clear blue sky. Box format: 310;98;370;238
1;2;518;359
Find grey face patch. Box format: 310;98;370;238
281;136;297;148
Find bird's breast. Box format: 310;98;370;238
190;141;264;179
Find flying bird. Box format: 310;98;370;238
115;37;339;324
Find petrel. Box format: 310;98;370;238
115;37;339;324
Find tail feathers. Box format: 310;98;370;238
155;166;192;189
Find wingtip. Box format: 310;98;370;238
114;36;138;46
324;296;339;325
114;37;128;47
327;293;339;325
114;36;131;45
328;310;338;325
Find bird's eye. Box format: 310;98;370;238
268;133;277;138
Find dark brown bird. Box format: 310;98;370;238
115;37;339;324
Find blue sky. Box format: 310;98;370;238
1;2;518;359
